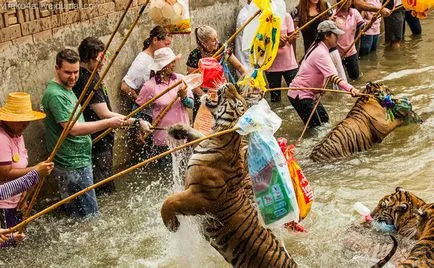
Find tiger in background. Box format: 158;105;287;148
310;82;420;162
161;83;298;267
346;188;427;266
373;202;433;267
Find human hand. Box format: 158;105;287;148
287;30;300;43
12;232;25;244
279;35;288;48
0;230;8;244
34;161;54;177
108;116;127;128
138;119;153;133
177;86;187;99
350;88;361;97
381;8;391;17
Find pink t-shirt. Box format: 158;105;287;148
334;8;365;58
0;123;28;209
136;73;193;147
362;0;382;35
289;42;350;100
268;13;298;72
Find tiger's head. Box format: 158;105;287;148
371;187;426;238
202;83;247;131
364;82;421;123
414;202;434;239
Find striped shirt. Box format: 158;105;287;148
0;170;39;201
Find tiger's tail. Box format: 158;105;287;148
371;235;398;268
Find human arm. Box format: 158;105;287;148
0;170;39;200
228;54;247;76
0;231;25;248
60;116;125;136
120;81;138;102
177;85;194;109
353;0;391;16
328;74;360;96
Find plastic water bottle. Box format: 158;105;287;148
353;202;373;223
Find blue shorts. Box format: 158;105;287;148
52;165;98;218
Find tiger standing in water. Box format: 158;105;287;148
161;83;297;267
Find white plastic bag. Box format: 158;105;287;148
149;0;191;34
237;99;299;226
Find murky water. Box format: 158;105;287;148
2;16;434;268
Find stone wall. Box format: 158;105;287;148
0;0;241;171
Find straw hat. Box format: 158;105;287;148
0;92;46;122
149;47;181;72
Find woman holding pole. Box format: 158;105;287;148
287;20;359;128
136;47;194;156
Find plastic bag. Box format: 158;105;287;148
237;100;299;225
199;57;225;89
278;139;313;221
149;0;191;34
239;0;282;91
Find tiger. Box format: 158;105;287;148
310;82;420;162
345;187;426;266
161;83;297;267
373;202;433;267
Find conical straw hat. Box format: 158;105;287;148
0;92;46;122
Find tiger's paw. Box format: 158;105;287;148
164;215;180;232
168;124;203;141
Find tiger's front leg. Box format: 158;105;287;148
161;188;214;232
168;124;204;142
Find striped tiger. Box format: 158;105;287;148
371;187;426;238
161;83;297;267
373;202;433;268
310;82;418;162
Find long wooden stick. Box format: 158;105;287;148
141;96;178;141
342;0;392;57
266;87;373;97
287;0;347;40
296;78;330;143
0;127;239;235
20;0;138;226
93;9;262;144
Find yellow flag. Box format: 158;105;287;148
402;0;433;18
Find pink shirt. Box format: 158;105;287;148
268;13;298;72
362;0;382;35
136;73;193;147
289;42;351;100
0;123;28;209
334;8;365;58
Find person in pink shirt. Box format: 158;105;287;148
288;20;360;128
0;92;52;230
359;0;382;56
266;12;299;102
333;0;365;80
136;47;194;154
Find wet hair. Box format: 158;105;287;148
78;37;105;62
194;25;216;52
56;49;80;68
143;25;169;50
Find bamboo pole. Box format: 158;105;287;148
342;0;392;57
296;78;330;143
93;9;262;144
0;127;239;235
287;0;348;40
266;86;373;97
20;0;138;226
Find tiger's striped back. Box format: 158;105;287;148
310;82;404;162
398;203;434;267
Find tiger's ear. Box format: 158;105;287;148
395;187;406;192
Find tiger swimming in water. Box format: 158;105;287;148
161;83;298;267
310;82;420;162
374;201;433;267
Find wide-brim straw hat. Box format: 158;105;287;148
0;92;46;122
149;47;182;72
